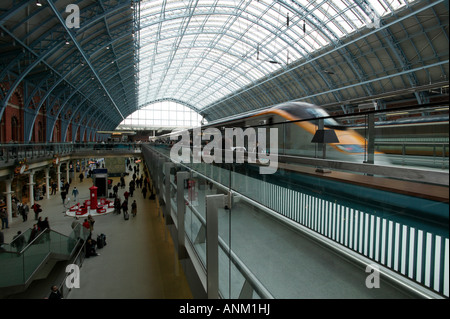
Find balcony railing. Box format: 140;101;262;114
0;142;143;168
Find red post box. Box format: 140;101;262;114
89;185;98;209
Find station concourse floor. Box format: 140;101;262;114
3;162;193;299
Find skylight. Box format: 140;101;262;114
136;0;415;112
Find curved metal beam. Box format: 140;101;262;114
47;0;125;120
201;0;446;114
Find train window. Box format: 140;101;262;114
306;108;341;128
277;103;346;129
336;144;365;153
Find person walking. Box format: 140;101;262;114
129;180;135;197
122;200;128;220
0;208;8;229
17;202;24;221
18;202;28;222
61;190;67;205
41;217;50;231
31;202;42;221
51;181;57;195
28;224;39;244
41;217;50;241
131;200;137;217
71;187;79;203
114;196;121;215
37;216;45;232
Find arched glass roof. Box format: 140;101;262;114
137;0;416;112
0;0;446;138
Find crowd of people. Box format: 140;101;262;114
1;157;155;299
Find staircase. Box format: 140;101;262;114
0;224;88;297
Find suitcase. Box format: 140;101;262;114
124;212;129;220
99;233;107;247
96;235;104;249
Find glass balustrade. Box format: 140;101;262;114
0;224;86;289
143;136;448;298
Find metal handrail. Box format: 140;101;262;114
375;141;449;145
148;143;449;186
0;142;144;171
57;238;87;299
184;198;274;299
276;154;449;186
18;228;52;254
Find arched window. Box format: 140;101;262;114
11;116;19;142
117;101;204;130
54;124;59;142
38;121;43;142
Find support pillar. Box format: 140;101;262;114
28;170;35;207
206;194;225;299
57;163;61;193
318;119;324;158
366;113;375;164
164;162;174;224
45;167;50;199
3;178;14;224
177;171;190;260
66;162;70;183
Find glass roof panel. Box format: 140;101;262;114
137;0;417;111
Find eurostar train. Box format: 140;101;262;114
237;102;387;163
155;102;389;164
